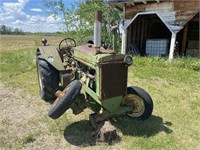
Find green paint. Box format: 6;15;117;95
101;96;122;112
95;65;100;98
74;44;125;65
81;82;102;105
39;43;131;118
38;45;65;70
74;45;128;114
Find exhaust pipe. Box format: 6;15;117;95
94;10;102;53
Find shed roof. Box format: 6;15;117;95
107;0;161;10
107;0;200;33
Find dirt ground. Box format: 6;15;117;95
0;82;85;150
0;82;118;150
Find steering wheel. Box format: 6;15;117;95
59;38;76;50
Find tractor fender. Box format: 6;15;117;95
37;45;65;71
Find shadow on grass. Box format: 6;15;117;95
111;115;173;137
63;120;99;147
63;115;172;147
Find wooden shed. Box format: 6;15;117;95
108;0;199;60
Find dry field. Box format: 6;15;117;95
0;35;200;150
0;34;64;51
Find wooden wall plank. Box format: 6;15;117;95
125;1;199;27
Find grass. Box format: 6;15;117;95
125;57;200;149
0;35;200;149
0;34;64;51
21;133;36;144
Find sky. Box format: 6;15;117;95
0;0;75;33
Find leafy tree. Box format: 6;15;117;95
14;28;20;34
43;0;121;45
0;25;24;35
0;25;7;34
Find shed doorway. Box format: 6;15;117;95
126;13;172;57
176;12;199;57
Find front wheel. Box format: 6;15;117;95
48;80;82;119
122;86;153;120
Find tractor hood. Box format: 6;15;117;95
74;44;125;68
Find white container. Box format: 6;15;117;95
146;39;169;56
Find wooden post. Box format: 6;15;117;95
169;33;177;61
181;24;188;56
140;17;145;53
127;26;132;51
136;18;141;50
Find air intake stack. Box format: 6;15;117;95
94;11;102;54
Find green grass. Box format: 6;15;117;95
0;48;38;95
125;57;200;149
0;40;200;149
21;133;36;144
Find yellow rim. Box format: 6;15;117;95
122;94;145;117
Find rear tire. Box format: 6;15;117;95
122;86;153;120
48;80;82;119
36;52;59;101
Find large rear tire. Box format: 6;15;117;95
48;80;82;119
122;86;153;120
36;52;59;101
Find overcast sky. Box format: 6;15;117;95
0;0;75;33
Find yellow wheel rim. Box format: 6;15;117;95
122;94;145;117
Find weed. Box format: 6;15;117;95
1;119;11;126
21;133;36;144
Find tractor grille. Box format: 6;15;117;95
100;62;128;100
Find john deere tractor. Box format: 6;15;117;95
36;11;153;123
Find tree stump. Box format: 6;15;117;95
89;113;117;144
97;121;117;144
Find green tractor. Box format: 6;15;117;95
36;11;153;124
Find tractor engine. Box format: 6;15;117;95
72;44;129;100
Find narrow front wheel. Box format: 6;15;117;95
48;80;82;119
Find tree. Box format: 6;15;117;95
0;25;7;34
14;28;20;35
0;25;24;35
43;0;121;45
